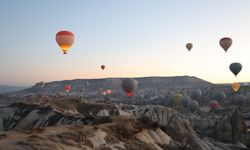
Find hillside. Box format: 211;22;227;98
0;85;27;94
15;76;214;96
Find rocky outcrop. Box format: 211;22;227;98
0;100;249;149
119;104;250;149
208;110;250;147
0;102;114;131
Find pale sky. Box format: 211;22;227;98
1;0;250;86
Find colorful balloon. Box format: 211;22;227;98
186;43;193;51
229;62;242;77
173;93;183;105
121;78;138;97
106;89;112;95
208;100;220;110
232;82;240;92
219;37;232;52
64;85;71;93
56;30;75;54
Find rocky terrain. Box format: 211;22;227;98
0;76;249;149
0;98;248;150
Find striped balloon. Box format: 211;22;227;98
56;30;74;54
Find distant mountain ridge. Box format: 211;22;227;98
0;85;28;94
15;76;214;95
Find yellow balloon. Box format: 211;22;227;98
174;93;183;105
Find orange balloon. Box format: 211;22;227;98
232;82;240;92
56;30;75;54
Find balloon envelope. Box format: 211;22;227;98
232;82;240;92
190;89;202;100
219;37;232;52
64;85;71;93
187;100;199;112
173;93;183;105
186;43;193;51
121;78;138;97
106;89;112;95
101;65;105;70
208;100;220;110
229;62;242;77
181;96;191;108
56;30;74;54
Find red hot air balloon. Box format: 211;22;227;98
64;85;71;93
106;89;112;95
208;100;220;110
56;30;75;54
126;92;133;97
121;78;138;97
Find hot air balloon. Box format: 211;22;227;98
232;82;240;92
173;93;183;105
181;96;191;108
56;30;75;54
186;43;193;51
208;100;220;110
64;85;71;93
106;89;112;95
121;78;138;97
101;65;105;70
212;91;226;101
229;62;242;77
187;100;199;112
219;37;232;52
190;89;202;100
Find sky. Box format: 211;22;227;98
1;0;250;86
